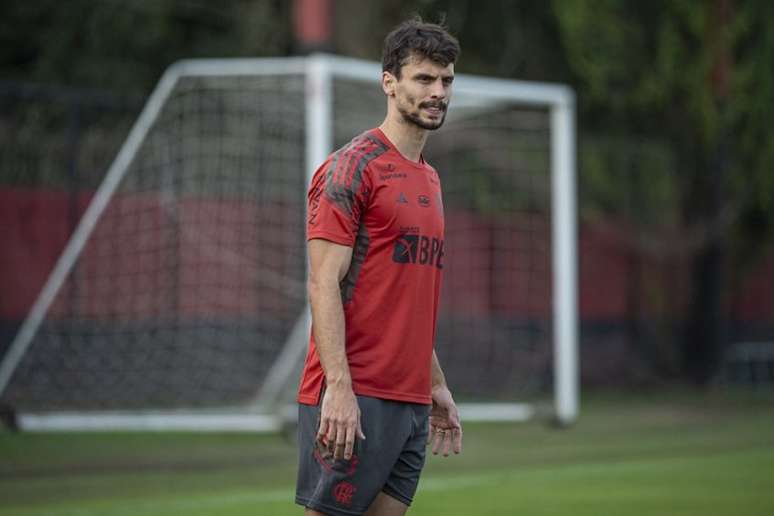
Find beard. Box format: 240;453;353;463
398;99;448;130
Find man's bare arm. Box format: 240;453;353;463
428;350;462;456
430;349;448;392
307;238;365;460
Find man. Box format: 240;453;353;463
295;18;462;516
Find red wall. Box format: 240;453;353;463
0;188;90;319
2;187;773;323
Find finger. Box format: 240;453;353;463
343;425;355;460
433;430;444;455
449;411;462;454
452;427;463;454
327;423;337;454
442;429;452;457
357;416;366;441
431;429;443;455
333;421;347;460
316;418;329;445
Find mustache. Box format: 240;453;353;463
419;101;447;111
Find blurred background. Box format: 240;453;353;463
3;0;773;391
1;1;773;515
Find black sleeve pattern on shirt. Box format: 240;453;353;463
340;223;370;304
323;134;389;220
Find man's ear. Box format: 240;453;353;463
382;71;396;97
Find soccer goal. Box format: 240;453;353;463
0;54;577;431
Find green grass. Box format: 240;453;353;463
2;390;774;515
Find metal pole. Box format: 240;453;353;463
551;93;579;426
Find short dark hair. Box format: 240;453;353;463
382;17;460;79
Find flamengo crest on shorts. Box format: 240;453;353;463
333;481;357;506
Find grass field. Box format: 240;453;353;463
2;390;773;515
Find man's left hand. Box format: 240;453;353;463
427;385;462;456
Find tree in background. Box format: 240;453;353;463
0;0;293;187
554;0;774;383
1;0;291;92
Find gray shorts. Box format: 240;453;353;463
295;395;430;516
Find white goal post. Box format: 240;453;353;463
0;54;577;431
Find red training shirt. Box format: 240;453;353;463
298;128;445;406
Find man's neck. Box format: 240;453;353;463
378;117;428;163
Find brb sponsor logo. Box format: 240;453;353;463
392;233;444;268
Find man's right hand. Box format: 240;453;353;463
316;383;366;461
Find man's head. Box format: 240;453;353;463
381;18;460;131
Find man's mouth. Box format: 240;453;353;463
421;103;446;116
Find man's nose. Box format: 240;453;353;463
430;79;446;99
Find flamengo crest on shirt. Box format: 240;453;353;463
392;234;444;268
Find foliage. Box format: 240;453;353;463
554;0;774;234
1;0;292;92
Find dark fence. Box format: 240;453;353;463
0;80;142;362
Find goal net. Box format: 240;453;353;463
0;55;577;431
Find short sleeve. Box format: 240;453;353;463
306;154;372;247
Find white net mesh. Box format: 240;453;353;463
2;61;553;413
4;74;307;410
